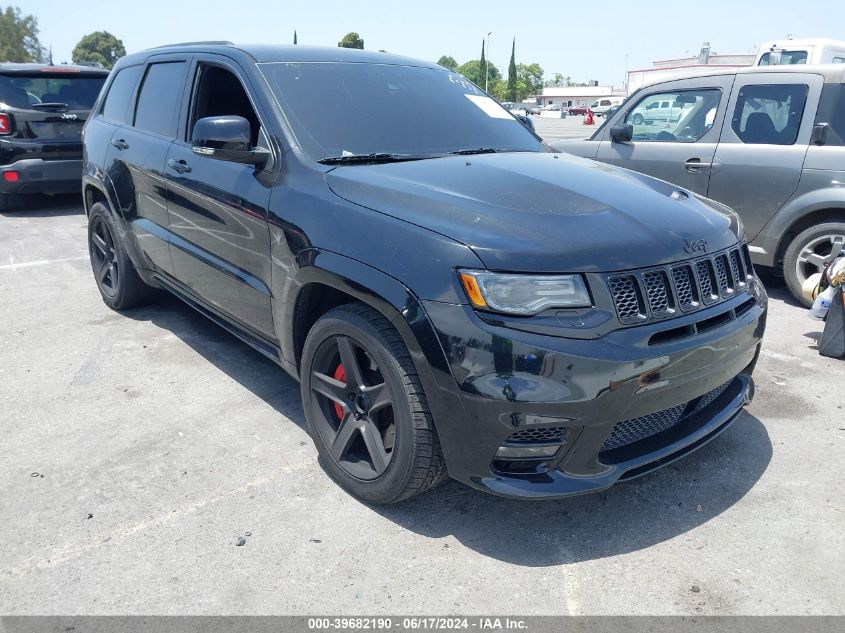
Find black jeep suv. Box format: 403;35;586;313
81;43;767;503
0;63;108;212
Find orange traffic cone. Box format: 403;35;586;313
584;109;595;125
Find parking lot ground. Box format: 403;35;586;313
532;115;599;143
1;196;843;615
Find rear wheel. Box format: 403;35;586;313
0;194;8;213
783;221;845;306
87;202;156;310
300;303;447;503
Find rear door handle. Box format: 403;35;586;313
684;158;712;172
110;138;129;150
167;158;192;174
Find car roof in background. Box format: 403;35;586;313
0;62;109;75
654;63;845;83
119;42;442;70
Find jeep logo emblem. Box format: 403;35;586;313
683;239;707;254
61;113;78;120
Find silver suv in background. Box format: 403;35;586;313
555;65;845;305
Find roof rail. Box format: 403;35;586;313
151;41;234;49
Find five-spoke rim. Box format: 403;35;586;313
795;233;845;286
90;216;119;297
310;335;396;480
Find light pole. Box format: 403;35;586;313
486;31;492;92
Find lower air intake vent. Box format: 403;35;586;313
600;379;734;454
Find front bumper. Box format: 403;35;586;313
420;277;768;499
0;158;82;195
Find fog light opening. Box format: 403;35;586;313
495;444;561;460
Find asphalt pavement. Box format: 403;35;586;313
0;181;842;615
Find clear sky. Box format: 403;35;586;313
16;0;845;86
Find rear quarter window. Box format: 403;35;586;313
101;65;143;124
815;82;845;146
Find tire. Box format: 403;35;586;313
300;303;448;503
783;221;845;307
0;193;8;213
632;113;644;125
87;201;156;310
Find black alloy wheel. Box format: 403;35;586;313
87;201;155;310
300;303;447;503
90;214;120;299
309;334;396;480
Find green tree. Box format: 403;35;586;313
338;32;364;49
71;31;125;69
293;30;297;45
517;62;544;97
457;59;500;89
0;6;45;63
544;73;589;88
506;39;517;102
436;55;458;71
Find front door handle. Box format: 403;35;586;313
167;158;192;174
110;138;129;150
684;158;712;172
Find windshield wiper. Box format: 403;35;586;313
318;152;434;165
449;147;502;155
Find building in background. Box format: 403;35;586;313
536;82;626;108
627;43;755;94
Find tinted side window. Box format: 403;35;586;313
731;84;808;145
624;88;721;143
815;82;845;146
101;65;143;124
134;62;186;138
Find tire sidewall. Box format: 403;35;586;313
784;221;845;307
301;313;417;503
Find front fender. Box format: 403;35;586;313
278;249;468;466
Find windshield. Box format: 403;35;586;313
758;50;809;65
258;62;543;160
0;73;106;110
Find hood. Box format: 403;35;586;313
326;152;741;273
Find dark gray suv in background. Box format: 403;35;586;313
0;63;108;212
557;64;845;305
81;43;766;503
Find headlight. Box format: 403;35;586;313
458;270;591;315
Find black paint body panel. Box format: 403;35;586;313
81;44;768;499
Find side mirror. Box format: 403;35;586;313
610;124;633;143
516;114;535;131
811;123;829;145
191;115;269;166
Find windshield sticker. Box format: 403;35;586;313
464;94;515;120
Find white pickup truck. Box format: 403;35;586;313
629;98;690;125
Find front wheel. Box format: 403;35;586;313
300;303;447;503
783;221;845;306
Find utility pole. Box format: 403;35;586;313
486;31;492;92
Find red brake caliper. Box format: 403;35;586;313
332;363;346;420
